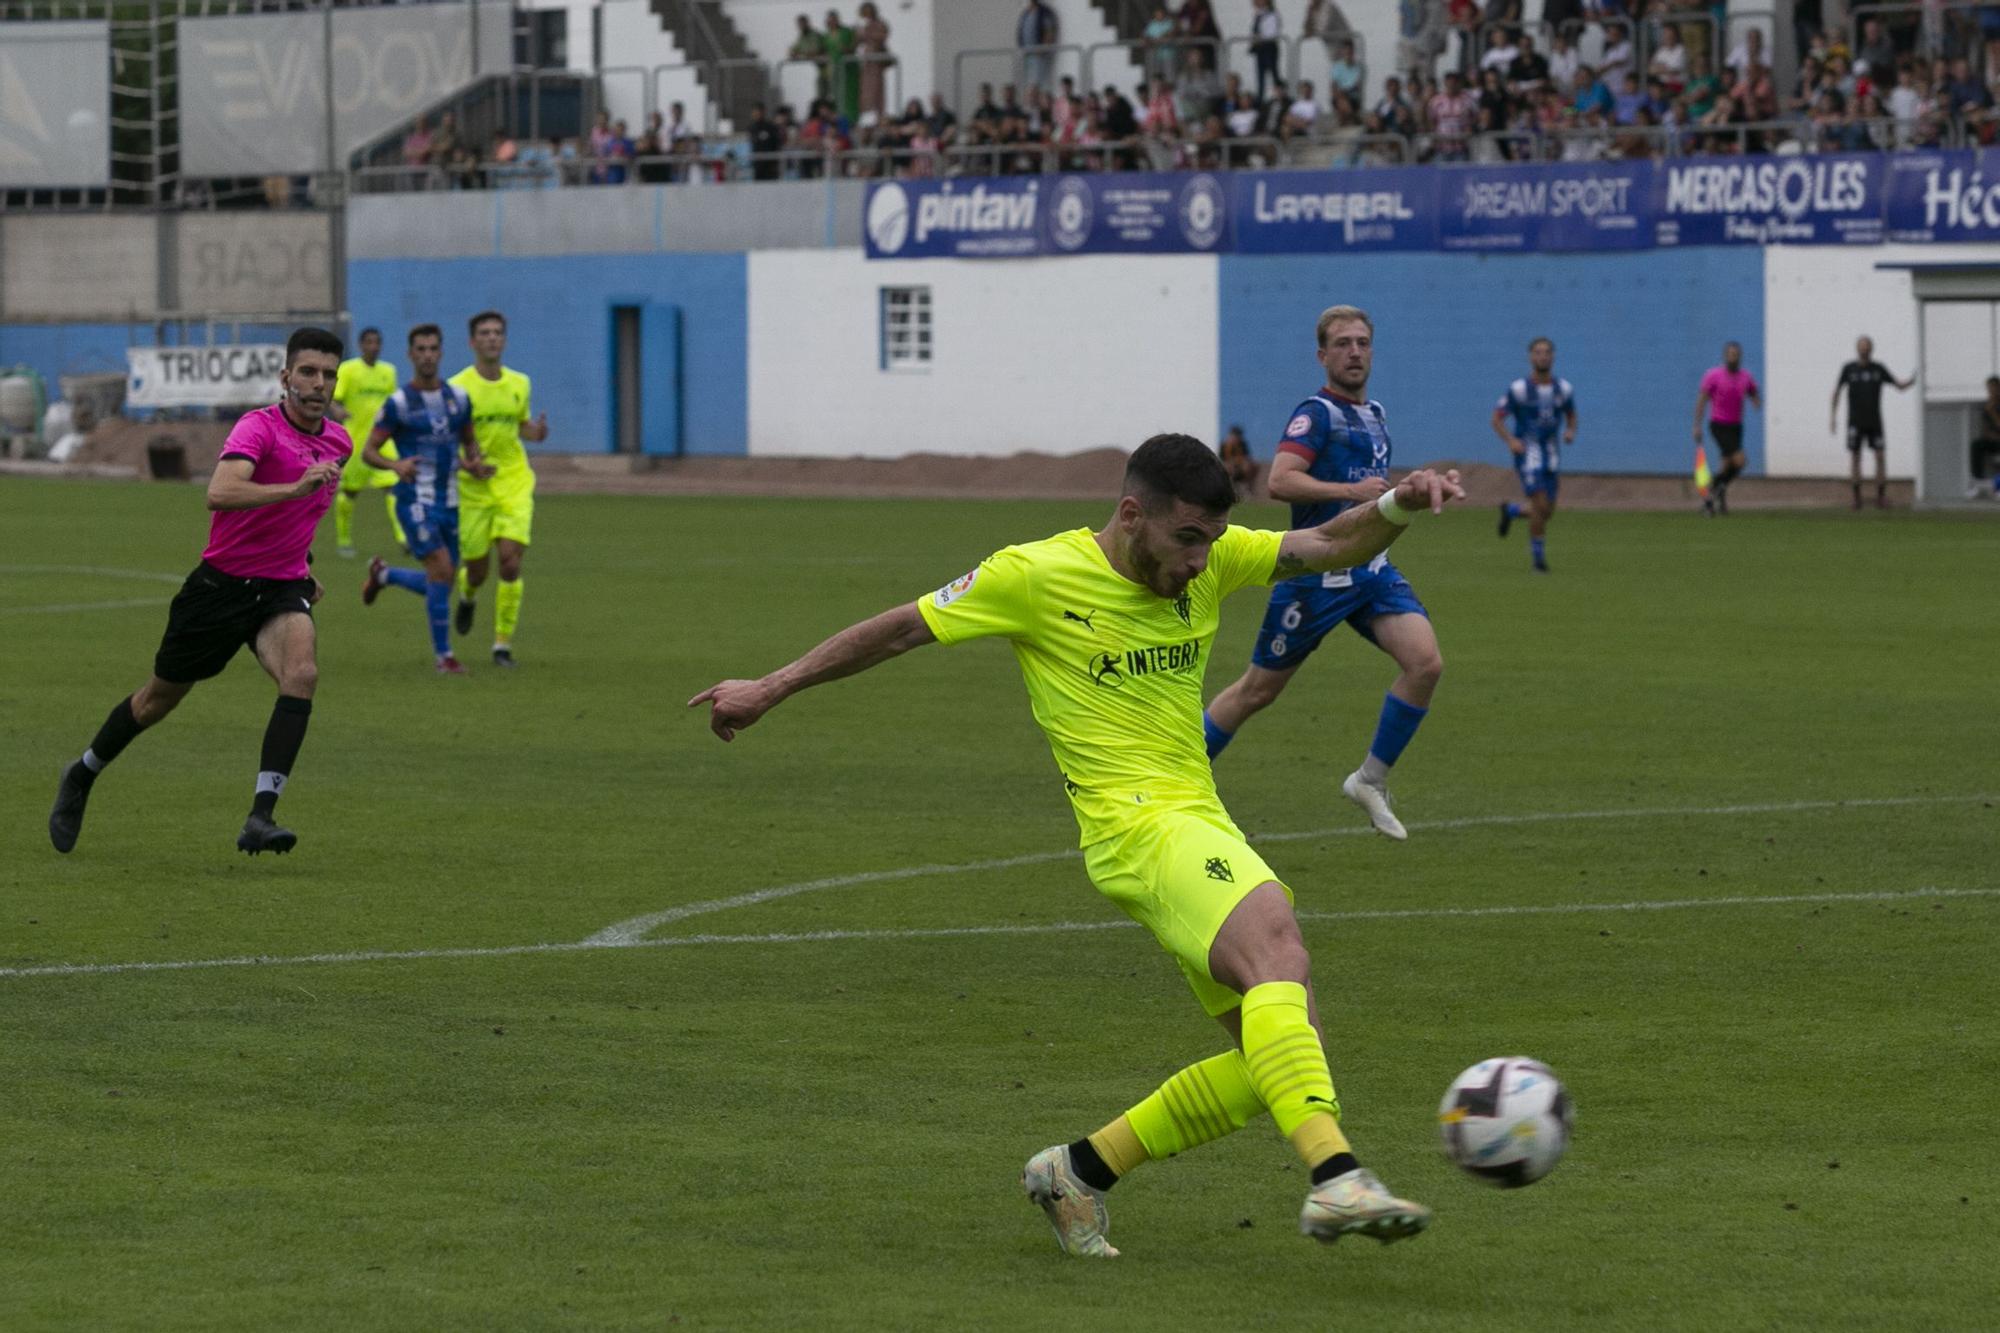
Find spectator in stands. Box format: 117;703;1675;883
971;82;1003;138
1509;33;1550;98
1374;75;1416;136
1683;52;1722;120
1945;55;1992;121
1329;38;1364;104
1219;426;1258;501
1612;71;1649;125
1399;0;1448;85
1306;1;1355;92
926;92;958;148
605;120;635;185
748;102;785;180
857;3;891;118
1226;88;1261;139
402;115;434;182
825;10;859;122
1102;84;1139;142
1725;26;1763;82
1051;75;1083;138
430;112;468;185
1430;69;1479;160
589;109;616;164
1788;56;1826;116
1598;22;1634;88
633;116;665;184
1178;0;1221;71
1143;76;1181;141
1213;71;1245;122
1284;79;1321;139
1143;6;1179;81
1733;59;1778;122
1257;78;1292;137
1571;64;1612;118
790;14;829;102
1650;23;1688;92
1019;0;1060;91
1176;48;1221;127
1250;0;1282;100
1480;26;1520;78
1548;30;1580;94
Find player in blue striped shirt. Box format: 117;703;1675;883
1491;337;1576;573
1203;305;1444;842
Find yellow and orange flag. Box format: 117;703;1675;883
1693;442;1712;497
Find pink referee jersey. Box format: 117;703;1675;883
1700;366;1759;425
201;404;351;580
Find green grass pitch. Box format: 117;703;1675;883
1;475;1993;1330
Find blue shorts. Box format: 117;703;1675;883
1517;462;1560;500
395;496;460;564
1250;567;1429;671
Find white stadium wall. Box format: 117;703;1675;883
746;250;1218;458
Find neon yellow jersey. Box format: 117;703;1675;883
332;357;398;452
916;526;1283;845
449;365;535;504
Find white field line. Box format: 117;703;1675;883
0;565;181;616
583;793;1994;947
0;597;173;617
1;886;1993;983
0;565;183;585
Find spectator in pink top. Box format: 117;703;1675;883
48;327;352;859
1694;340;1761;515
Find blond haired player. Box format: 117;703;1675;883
329;327;405;557
449;310;548;667
692;433;1464;1257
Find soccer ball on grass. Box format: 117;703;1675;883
1438;1056;1572;1187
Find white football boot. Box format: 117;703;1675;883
1299;1167;1432;1244
1022;1145;1119;1258
1342;770;1408;841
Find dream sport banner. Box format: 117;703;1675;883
1883;149;2000;243
1651;153;1884;246
1439;161;1651;252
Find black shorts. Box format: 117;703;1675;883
153;560;316;684
1710;422;1744;456
1846;426;1885;452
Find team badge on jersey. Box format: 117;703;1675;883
933;569;978;607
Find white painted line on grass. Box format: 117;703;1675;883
0;564;184;585
0;596;174;617
1;886;1992;983
585;793;1995;947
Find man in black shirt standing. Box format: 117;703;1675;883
748;102;785;180
1830;336;1913;510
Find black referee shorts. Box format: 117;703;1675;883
1846;427;1885;453
153;560;316;684
1709;422;1745;457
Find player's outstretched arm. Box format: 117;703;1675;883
1274;467;1463;579
206;455;339;511
689;602;939;741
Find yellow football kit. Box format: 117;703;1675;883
916;525;1285;1015
449;365;536;559
332;356;400;492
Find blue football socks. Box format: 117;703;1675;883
425;580;452;656
1367;692;1428;770
384;567;426;593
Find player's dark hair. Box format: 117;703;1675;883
468;310;506;335
357;326;381;342
1528;336;1553;352
285;326;343;366
1123;433;1235;515
408;323;442;346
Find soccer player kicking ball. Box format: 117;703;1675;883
692;434;1463;1256
1493;336;1576;573
1203;306;1445;842
449;310;548;667
49;328;350;857
358;324;491;674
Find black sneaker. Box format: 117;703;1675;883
454;598;476;636
1715;485;1730;516
1701;497;1716;517
1497;502;1515;538
1533;558;1550;574
237;812;298;856
50;761;94;854
492;646;517;669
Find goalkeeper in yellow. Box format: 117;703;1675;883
329;327;405;557
449;310;547;667
691;426;1464;1257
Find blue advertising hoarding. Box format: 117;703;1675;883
1438;162;1650;252
864;178;1041;258
1043;172;1231;253
1884;149;2000;242
1651;154;1883;247
1228;168;1439;253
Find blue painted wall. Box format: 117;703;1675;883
1217;248;1767;476
0;324;143;396
346;253;747;456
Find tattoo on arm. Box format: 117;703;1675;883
1274;550;1309;578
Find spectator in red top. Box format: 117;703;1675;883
1429;70;1479;160
1732;59;1778;122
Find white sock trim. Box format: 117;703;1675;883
255;771;287;797
81;749;105;773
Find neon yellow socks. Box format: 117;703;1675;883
494;577;522;644
386;494;407;548
1240;981;1350;1169
333;491;355;548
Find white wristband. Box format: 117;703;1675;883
1376;489;1414;526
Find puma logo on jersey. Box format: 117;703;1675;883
1061;609;1097;632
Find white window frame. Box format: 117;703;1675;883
880;285;932;373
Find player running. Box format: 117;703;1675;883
48;328;349;857
1202;306;1444;842
1829;335;1912;511
693;433;1463;1256
1492;336;1576;572
1694;341;1760;516
359;324;490;675
329;327;406;558
449;311;548;667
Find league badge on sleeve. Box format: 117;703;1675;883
934;569;978;608
1285;414;1313;439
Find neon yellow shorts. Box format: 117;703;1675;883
339;439;398;492
1083;806;1289;1017
460;490;534;561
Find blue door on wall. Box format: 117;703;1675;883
609;300;682;456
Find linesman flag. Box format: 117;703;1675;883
1693;442;1713;497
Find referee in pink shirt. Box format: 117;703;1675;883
50;327;350;857
1693;340;1761;516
